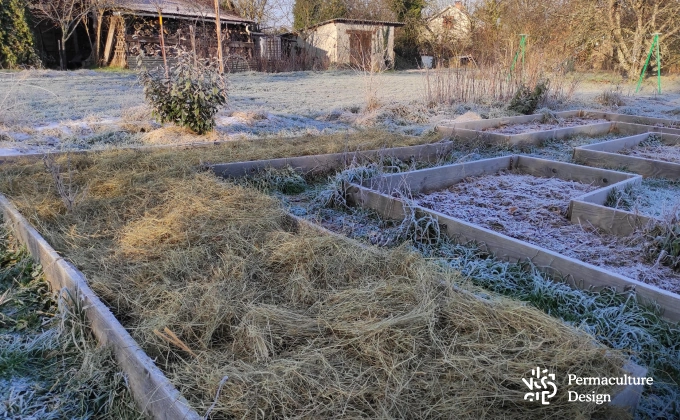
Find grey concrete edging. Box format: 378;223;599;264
0;194;201;420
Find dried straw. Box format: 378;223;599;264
0;150;628;418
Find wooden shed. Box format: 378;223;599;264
103;0;256;71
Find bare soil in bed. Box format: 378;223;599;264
414;172;680;293
484;118;610;134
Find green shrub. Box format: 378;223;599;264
508;81;548;115
138;53;227;135
0;0;39;68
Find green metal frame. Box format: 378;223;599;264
509;34;527;78
636;33;662;94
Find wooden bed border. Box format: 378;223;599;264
346;156;680;322
0;195;202;420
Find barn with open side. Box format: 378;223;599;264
105;0;255;72
32;0;259;71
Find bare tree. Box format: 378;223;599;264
230;0;270;24
88;0;117;66
604;0;680;78
31;0;91;70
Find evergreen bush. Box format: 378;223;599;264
0;0;40;68
138;53;227;135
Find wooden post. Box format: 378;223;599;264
214;0;224;74
190;25;197;66
102;15;118;65
158;10;169;78
95;10;104;66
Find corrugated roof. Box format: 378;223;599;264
120;0;253;24
306;18;405;31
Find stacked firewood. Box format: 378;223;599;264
127;17;187;57
125;16;253;60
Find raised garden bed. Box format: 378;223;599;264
605;178;680;218
0;150;642;419
438;110;680;133
237;161;680;419
574;133;680;180
481;117;610;134
414;171;678;294
437;110;680;147
346;155;680;322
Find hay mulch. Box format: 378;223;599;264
415;171;680;293
0;150;628;418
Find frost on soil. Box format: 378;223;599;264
414;171;680;293
483;117;610;134
616;135;680;164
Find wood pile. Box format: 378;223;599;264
124;16;253;60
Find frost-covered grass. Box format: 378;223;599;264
2;69;678;130
606;178;680;219
0;226;143;419
426;240;680;420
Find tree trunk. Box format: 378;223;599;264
95;11;104;66
59;39;67;70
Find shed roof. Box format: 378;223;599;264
120;0;254;24
306;18;404;31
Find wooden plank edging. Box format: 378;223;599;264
345;184;680;322
211;142;458;178
0;194;201;420
438;122;615;146
574;133;680;180
438;110;679;131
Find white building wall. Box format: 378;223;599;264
335;23;396;69
297;22;338;65
298;22;397;69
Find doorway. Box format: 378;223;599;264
347;30;372;69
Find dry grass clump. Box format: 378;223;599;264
120;104;156;133
228;110;268;125
596;87;626;107
140;125;221;145
0;150;628;418
423;65;517;107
